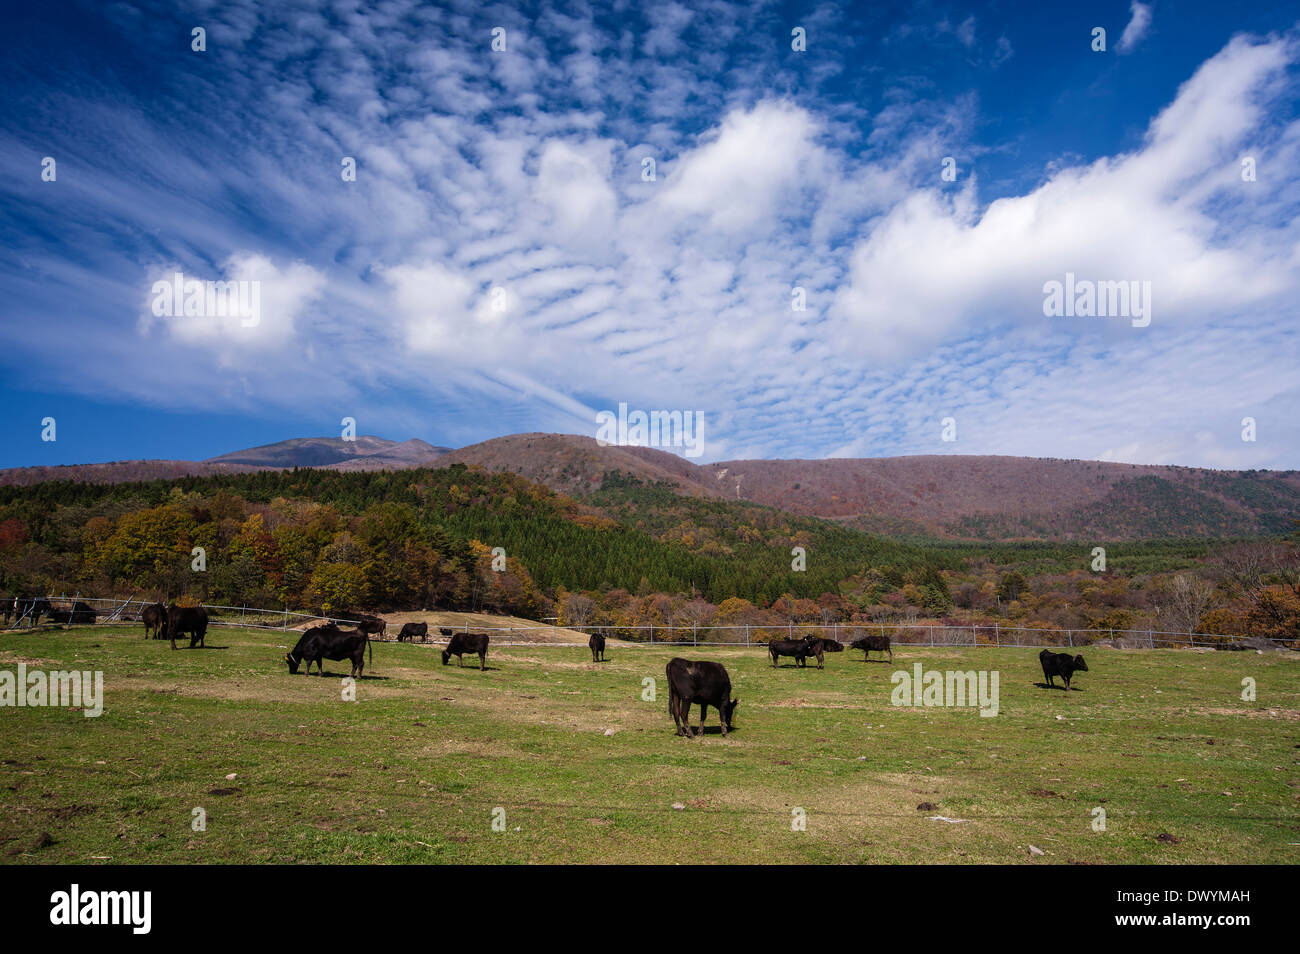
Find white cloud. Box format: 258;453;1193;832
1117;3;1154;54
833;35;1296;360
142;254;323;356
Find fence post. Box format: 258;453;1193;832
283;606;288;631
929;626;934;646
745;624;750;647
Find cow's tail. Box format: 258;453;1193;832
367;633;373;669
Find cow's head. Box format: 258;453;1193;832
1073;654;1088;672
285;652;300;674
722;697;739;729
441;649;451;666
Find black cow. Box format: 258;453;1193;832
163;604;209;650
48;600;96;625
439;627;454;637
286;624;371;677
442;632;489;670
348;614;387;639
13;597;52;628
588;633;607;662
396;622;428;643
814;637;844;653
769;636;820;669
849;633;893;663
142;602;167;639
666;658;738;738
1039;649;1088;689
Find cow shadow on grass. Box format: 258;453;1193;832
1033;682;1084;691
677;725;735;736
301;670;391;680
179;644;229;650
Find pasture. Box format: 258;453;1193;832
1;625;1297;864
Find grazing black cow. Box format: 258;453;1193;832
142;602;167;639
588;633;607;662
162;604;209;650
439;627;454;637
286;624;371;677
666;658;738;738
769;635;820;669
849;633;893;663
442;632;489;670
348;614;387;639
396;621;428;643
48;600;96;625
1039;649;1088;689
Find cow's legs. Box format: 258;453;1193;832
479;651;485;671
697;703;707;736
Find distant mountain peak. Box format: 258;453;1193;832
203;435;449;469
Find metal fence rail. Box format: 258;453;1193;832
5;594;1291;651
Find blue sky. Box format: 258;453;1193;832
1;0;1297;469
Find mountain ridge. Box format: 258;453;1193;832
1;432;1296;541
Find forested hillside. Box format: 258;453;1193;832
0;466;1296;640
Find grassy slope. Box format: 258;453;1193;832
1;625;1297;864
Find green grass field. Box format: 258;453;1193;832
1;625;1297;864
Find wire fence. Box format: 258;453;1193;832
4;594;1292;651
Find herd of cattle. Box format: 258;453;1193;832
7;599;1091;737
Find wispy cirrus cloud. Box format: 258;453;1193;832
1118;2;1154;54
